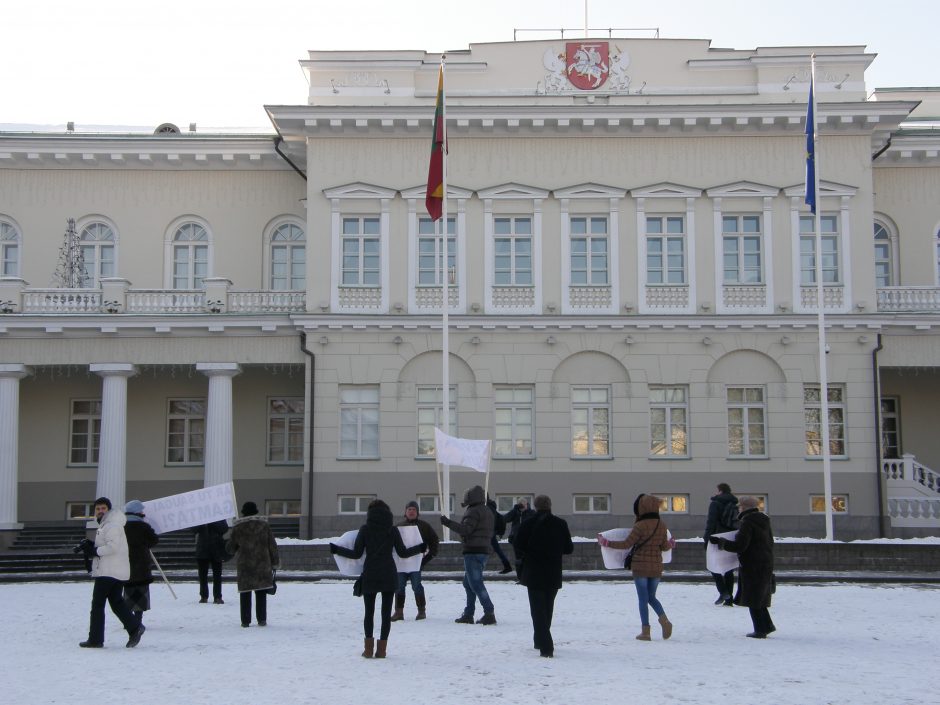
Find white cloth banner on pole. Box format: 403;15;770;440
393;525;424;573
333;530;364;576
434;427;491;473
662;530;674;564
598;527;674;569
143;482;237;535
706;530;740;574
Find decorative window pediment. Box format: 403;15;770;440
553;183;626;200
630;183;702;199
323;182;397;200
783;181;857;199
477;183;549;200
400;184;473;200
706;181;780;199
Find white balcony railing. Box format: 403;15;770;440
22;289;102;313
883;454;940;528
228;290;306;313
18;287;305;314
877;287;940;312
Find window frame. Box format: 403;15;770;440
810;494;848;514
645;215;686;285
416;385;457;458
417;216;457;287
649;385;690;458
341;216;381;287
266;397;305;465
68;399;102;467
165;218;212;290
66;501;95;520
721;214;763;284
495;494;534;513
655;494;690;514
570;385;611;459
417;494;455;514
266;499;302;517
493;386;534;458
569;215;609;286
1;218;22;277
873;220;895;288
572;494;611;514
166;398;207;466
77;219;116;289
338;386;380;459
803;384;847;459
799;214;841;285
338;495;376;515
493;216;533;286
726;386;768;458
268;220;306;291
880;396;901;459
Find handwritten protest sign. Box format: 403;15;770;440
143;482;237;535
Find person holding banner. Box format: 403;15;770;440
194;520;229;604
122;500;159;626
392;501;439;621
226;502;279;628
330;499;427;658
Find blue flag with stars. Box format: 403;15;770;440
804;79;816;214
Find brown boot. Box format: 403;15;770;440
659;614;673;640
375;639;387;658
636;625;652;641
390;593;405;622
415;593;426;620
362;637;374;658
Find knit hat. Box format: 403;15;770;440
124;499;145;516
405;500;420;514
94;496;112;510
241;501;259;516
534;494;552;511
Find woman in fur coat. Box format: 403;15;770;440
226;501;279;628
330;499;425;659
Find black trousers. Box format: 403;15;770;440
362;591;394;640
526;586;558;654
197;559;223;599
88;576;140;644
239;590;267;625
490;536;511;567
748;607;776;634
711;570;735;598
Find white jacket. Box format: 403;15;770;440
91;509;131;581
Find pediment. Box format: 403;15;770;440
322;182;397;200
706;181;780;198
552;183;627;199
477;183;550;200
783;180;857;199
399;184;473;200
630;182;702;199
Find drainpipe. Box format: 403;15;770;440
872;333;886;537
299;332;316;539
273;135;307;182
871;137;892;162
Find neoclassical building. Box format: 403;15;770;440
1;36;938;540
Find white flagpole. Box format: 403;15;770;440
810;55;834;541
440;55;451;540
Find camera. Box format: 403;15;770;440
73;539;94;572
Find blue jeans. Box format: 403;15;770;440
462;553;494;616
396;571;424;598
633;577;665;626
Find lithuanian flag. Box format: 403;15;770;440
425;66;445;221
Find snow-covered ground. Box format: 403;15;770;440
7;580;936;704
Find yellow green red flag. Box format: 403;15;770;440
425;66;445;221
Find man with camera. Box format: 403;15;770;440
77;497;146;648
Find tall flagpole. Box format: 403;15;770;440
809;55;835;540
440;55;451;540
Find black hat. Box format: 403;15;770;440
94;496;112;510
405;500;420;514
241;501;259;516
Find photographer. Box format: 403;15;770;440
78;497;146;648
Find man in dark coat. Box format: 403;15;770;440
193;519;229;604
392;500;440;621
440;484;497;625
710;495;776;638
704;483;739;606
503;497;536;574
512;494;573;658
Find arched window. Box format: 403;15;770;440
0;219;20;277
873;221;894;287
269;222;305;290
78;221;115;288
172;222;209;289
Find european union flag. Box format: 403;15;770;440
804;79;816;214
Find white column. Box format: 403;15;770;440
90;364;137;513
0;364;30;529
197;363;241;488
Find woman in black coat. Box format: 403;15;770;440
710;495;776;638
122;500;159;625
330;499;425;659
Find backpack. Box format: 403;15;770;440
720;501;740;531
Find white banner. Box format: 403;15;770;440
394;525;424;573
333;530;365;577
598;528;674;568
143;482;237;535
332;527;426;576
434;428;491;473
706;530;740;574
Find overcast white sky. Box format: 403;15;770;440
3;0;938;130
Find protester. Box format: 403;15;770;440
226;502;279;628
597;493;674;641
486;496;513;574
503;497;536;573
392;500;439;621
330;499;426;658
440;484;497;625
710;495;777;638
513;494;573;658
704;483;739;606
122;499;159;626
194;519;229;604
78;497;146;648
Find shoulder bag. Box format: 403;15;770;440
624;519;661;570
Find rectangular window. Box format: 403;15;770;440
267;397;304;464
341;216;381;286
418;217;456;286
726;387;767;457
66;501;95;520
167;399;206;464
265;500;301;517
1;243;17;276
800;214;840;284
570;216;609;285
416;386;456;457
880;397;900;459
573;494;610;513
571;386;611;457
271;244;305;290
339;386;379;458
495;494;534;513
655;494;689;514
173;245;208;289
810;494;848;513
649;386;689;457
493;216;532;286
338;495;375;514
646;216;686;284
69;399;101;465
804;385;846;457
494;387;534;457
417;494;455;514
722;215;763;284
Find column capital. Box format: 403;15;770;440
90;363;137;378
196;362;241;377
0;364;31;379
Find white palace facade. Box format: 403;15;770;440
1;36;939;539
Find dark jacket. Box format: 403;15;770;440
124;516;159;586
333;503;425;594
513;510;573;591
441;485;493;554
608;494;672;578
396;515;440;568
226;515;279;593
704;491;739;545
194;520;229;562
718;507;774;608
503;503;536;544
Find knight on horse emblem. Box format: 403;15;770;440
566;42;610;90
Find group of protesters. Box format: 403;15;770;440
77;482;776;657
